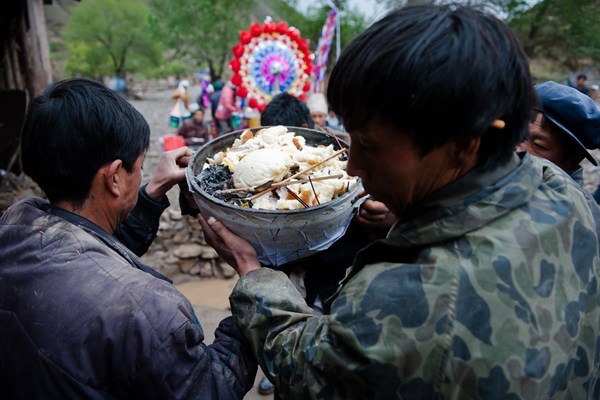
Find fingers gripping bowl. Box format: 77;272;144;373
185;126;362;266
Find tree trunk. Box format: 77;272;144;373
0;0;53;173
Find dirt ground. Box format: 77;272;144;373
176;278;269;400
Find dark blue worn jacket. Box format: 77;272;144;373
0;188;257;399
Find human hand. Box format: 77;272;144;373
198;215;261;276
145;147;194;201
354;198;397;231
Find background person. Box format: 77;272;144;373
306;92;328;129
307;92;350;143
209;79;224;121
516;80;600;236
0;78;257;399
517;81;600;185
169;79;192;128
576;73;590;96
214;80;241;135
236;107;254;130
177;102;212;149
200;4;600;399
260;91;314;128
172;79;190;110
326;109;344;131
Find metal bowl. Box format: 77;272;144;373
185;126;362;267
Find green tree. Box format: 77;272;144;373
146;0;256;82
375;0;600;75
509;0;600;72
64;0;162;78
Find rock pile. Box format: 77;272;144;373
142;205;237;284
0;171;43;212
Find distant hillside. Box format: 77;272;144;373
45;0;76;41
44;0;78;79
44;0;303;42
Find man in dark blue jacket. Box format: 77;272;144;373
0;78;257;399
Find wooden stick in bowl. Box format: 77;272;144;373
249;148;347;200
270;173;344;188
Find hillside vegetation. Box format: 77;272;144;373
44;0;598;85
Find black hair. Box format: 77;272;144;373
577;74;587;81
327;4;535;169
21;78;150;204
260;92;314;129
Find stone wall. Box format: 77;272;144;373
140;192;237;284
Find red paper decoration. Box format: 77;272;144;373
229;20;313;113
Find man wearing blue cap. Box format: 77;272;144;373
518;80;600;236
518;80;600;185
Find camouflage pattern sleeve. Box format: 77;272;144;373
231;268;376;399
230;155;600;399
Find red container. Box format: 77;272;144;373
162;134;186;151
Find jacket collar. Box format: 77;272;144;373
385;152;539;248
43;203;172;283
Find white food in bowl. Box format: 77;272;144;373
232;148;292;188
186;126;364;266
205;125;358;210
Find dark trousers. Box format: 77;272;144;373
216;118;232;135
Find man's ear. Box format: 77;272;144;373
101;159;124;197
452;136;480;167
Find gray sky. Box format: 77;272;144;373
346;0;386;20
295;0;387;21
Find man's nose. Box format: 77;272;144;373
346;149;364;179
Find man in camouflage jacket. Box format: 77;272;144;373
224;153;600;399
200;4;600;399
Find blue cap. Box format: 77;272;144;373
535;81;600;166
